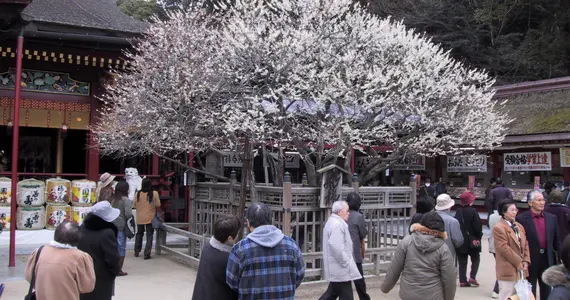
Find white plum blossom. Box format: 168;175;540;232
94;0;509;184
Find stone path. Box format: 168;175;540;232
1;231;501;299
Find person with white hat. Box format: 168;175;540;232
435;193;464;263
97;172;116;203
78;201;121;300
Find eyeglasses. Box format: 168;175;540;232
507;208;519;212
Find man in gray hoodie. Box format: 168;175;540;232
226;203;305;300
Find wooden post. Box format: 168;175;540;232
352;173;360;193
155;228;163;255
410;177;417;217
86;96;101;181
56;129;64;174
282;172;292;236
229;170;237;205
237;136;251;239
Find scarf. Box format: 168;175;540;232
48;240;76;249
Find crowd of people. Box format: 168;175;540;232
24;172;161;300
22;173;570;300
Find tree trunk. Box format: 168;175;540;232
237;136;251;240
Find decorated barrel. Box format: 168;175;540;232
17;179;46;206
46;178;71;205
71;180;96;206
71;206;92;225
46;204;71;229
0;177;11;206
0;206;11;230
17;206;45;230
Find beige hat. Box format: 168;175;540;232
99;172;116;188
435;194;455;211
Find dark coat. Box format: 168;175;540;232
419;185;436;198
78;213;120;300
191;237;238;300
545;204;570;245
516;211;560;275
489;185;513;211
454;206;483;254
542;264;570;300
563;188;570;206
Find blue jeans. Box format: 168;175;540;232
117;230;127;256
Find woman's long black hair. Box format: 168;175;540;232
138;178;153;203
112;181;129;208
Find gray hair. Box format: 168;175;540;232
331;201;348;214
245;203;272;228
528;190;544;202
54;221;81;246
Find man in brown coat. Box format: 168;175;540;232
25;221;95;300
492;200;531;300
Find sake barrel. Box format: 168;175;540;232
17;206;45;230
71;180;96;206
0;206;11;230
17;179;46;206
71;206;92;225
45;178;71;205
46;204;71;229
0;177;11;206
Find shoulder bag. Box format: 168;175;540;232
149;191;163;229
459;208;481;251
25;246;44;300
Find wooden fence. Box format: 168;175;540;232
156;174;416;282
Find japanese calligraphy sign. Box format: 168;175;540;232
561;148;570;167
355;156;379;171
504;152;552;171
222;151;243;167
319;168;343;208
447;155;487;172
392;155;425;170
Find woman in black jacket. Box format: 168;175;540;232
543;235;570;300
409;196;435;234
455;191;483;288
78;201;121;300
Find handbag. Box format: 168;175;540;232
125;216;136;239
25;246;44;300
459;208;481;251
149;191;163;229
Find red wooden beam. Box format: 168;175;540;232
9;33;23;268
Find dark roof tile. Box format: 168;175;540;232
21;0;148;34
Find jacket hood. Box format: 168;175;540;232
542;265;570;288
410;223;447;253
246;225;284;248
82;213;118;237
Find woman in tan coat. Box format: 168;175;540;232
25;221;95;300
492;200;531;300
133;178;161;259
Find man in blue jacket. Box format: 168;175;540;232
226;203;305;300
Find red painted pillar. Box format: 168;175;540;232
9;34;24;267
86;96;101;181
152;154;159;176
493;153;501;178
350;148;356;174
563;167;570;183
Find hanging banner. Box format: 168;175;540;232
561;148;570;167
447;155;487;172
504;152;552;171
392;155;425;170
267;152;301;169
468;176;476;189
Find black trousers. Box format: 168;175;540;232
527;252;551;300
457;252;480;283
492;253;499;293
319;281;353;300
354;263;370;300
134;224;154;257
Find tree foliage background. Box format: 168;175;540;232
119;0;570;84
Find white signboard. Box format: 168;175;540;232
561;148;570;168
447;155;487;172
392;155;425;170
504;152;552;171
222;151;243;167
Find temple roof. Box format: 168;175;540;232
498;88;570;136
21;0;147;34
